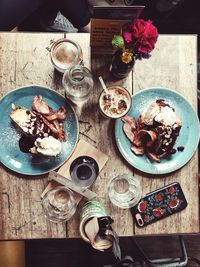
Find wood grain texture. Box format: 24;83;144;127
0;33;199;240
0;33;90;240
133;35;199;235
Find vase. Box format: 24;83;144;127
109;49;135;79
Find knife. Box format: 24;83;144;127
48;171;97;200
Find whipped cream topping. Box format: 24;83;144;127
154;106;178;126
34;136;62;156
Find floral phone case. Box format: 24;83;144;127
131;182;188;227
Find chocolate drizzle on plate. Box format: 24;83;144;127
19;135;35;153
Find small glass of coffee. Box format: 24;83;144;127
99;85;132;119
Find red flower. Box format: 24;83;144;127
156;193;163;202
144;215;150;222
169;198;180;209
152;207;164;218
122;19;158;54
169;186;176;194
138;201;147;213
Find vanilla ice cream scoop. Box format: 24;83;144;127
34;136;62;156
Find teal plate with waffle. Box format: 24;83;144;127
0;86;79;175
115;87;200;174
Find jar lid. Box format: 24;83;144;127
50;38;83;73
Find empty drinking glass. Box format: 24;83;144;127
41;186;77;223
62;65;94;103
108;174;142;209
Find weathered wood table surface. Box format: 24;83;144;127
0;32;199;240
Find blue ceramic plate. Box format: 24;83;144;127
0;86;79;175
115;87;200;174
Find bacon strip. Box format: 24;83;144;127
146;150;161;163
131;145;145;155
122;115;137;142
32;95;67;141
133;130;157;147
35;112;67;141
32;95;50;114
44;106;67;121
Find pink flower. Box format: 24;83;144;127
122;19;158;54
123;31;132;44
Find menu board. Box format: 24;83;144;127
90;5;145;54
90;18;129;47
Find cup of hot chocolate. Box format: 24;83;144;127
99;85;132;119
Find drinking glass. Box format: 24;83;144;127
41;186;77;223
70;156;99;188
108;174;142;209
50;38;83;73
62;65;94;103
98;85;132;119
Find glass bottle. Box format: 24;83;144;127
62;65;94;103
109;49;135;79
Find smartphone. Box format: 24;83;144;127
131;182;188;227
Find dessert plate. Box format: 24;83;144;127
0;86;79;175
115;87;200;174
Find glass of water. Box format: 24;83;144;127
108;174;142;209
62;65;94;103
41;186;77;223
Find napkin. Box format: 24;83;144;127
41;139;108;201
84;216;121;260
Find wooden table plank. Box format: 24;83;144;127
133;35;199;235
0;32;91;240
70;54;134;237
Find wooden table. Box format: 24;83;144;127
0;32;199;240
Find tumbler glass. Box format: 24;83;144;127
98;85;132;119
108;174;142;209
50;38;83;73
62;65;94;103
70;156;99;188
42;186;77;223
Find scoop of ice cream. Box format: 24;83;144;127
34;136;62;156
154;106;180;126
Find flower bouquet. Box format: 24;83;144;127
110;18;158;79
